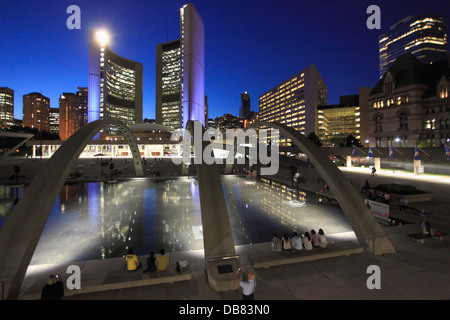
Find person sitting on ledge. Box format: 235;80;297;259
156;249;169;272
302;232;313;250
125;248;142;271
291;232;303;250
271;234;282;252
318;229;327;248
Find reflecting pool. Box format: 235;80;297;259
0;176;353;265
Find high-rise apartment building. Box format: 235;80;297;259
379;14;448;78
88;30;143;136
0;87;14;129
49;108;60;136
59;93;79;140
239;91;251;119
77;87;88;128
155;3;205;130
23;92;50;131
259;64;327;137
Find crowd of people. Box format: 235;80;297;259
271;228;327;252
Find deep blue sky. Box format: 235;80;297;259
1;0;449;121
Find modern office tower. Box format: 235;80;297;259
317;88;371;146
259;64;327;137
59;93;79;140
0;87;14;129
379;14;448;78
369;53;450;148
77;87;88;128
49;108;60;136
156;39;182;129
239;91;251;119
156;3;205;130
88;30;143;136
23;92;50;132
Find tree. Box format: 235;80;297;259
341;135;362;147
307;132;322;147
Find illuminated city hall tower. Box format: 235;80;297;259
156;3;205;130
88;30;143;136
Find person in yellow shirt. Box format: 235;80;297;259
156;249;169;271
125;248;142;271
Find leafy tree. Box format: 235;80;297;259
341;135;362;147
307;132;322;147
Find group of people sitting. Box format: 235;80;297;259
125;248;169;274
272;229;327;252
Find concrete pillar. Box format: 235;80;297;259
374;157;381;171
346;156;352;168
414;160;422;175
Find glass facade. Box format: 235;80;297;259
379;14;448;78
318;105;360;146
0;88;14;129
161;43;181;129
88;30;143;137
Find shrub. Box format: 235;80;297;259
375;183;419;195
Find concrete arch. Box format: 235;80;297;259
250;121;395;255
0;119;144;299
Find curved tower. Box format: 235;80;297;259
88;30;143;137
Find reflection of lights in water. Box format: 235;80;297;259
5;176;352;266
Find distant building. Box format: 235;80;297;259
88;30;143;137
23;92;50;132
318;88;371;146
379;14;448;79
259;64;327;140
0;87;14;129
77;87;88;128
239;91;251;119
155;3;205;130
49;107;60;136
59;93;78;140
215;113;242;131
369;53;450;148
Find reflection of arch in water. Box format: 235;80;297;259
0;119;144;300
249;121;395;255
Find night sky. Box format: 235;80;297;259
1;0;449;121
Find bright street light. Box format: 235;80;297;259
96;30;109;45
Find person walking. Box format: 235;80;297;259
236;267;256;300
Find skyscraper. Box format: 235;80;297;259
379;14;448;78
239;91;251;119
77;87;88;128
259;64;327;136
23;92;50;132
156;39;181;129
155;3;205;130
59;93;78;140
0;87;14;129
88;30;143;136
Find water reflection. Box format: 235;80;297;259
0;176;352;265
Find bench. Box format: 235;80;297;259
407;232;448;244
